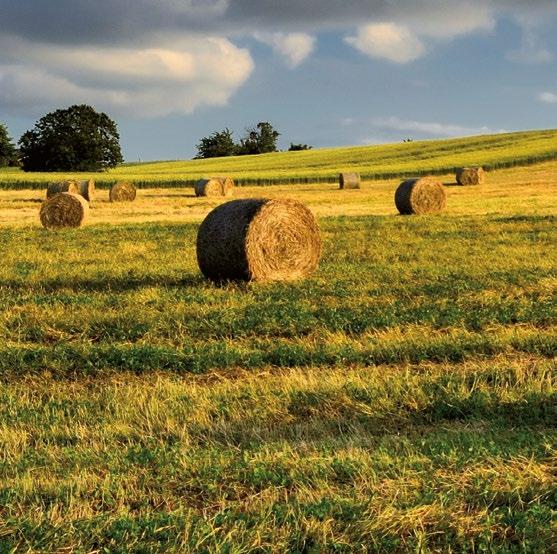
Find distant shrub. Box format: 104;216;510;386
288;143;312;151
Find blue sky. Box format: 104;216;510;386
1;1;557;161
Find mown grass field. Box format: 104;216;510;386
0;158;555;552
2;129;557;188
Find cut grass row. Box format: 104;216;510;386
2;129;557;188
0;213;554;378
0;356;555;552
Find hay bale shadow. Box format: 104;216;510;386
5;198;43;203
0;274;204;294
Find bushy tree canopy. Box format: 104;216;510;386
0;123;18;167
19;104;123;172
195;128;237;159
237;122;280;155
195;122;281;159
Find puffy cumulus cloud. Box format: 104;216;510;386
538;92;557;104
402;4;495;39
345;2;496;64
345;23;426;64
0;36;254;117
365;116;507;139
253;32;315;68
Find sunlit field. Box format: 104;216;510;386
0;153;555;551
2;129;557;188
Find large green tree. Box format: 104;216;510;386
195;128;237;159
0;123;18;167
19;104;123;172
237;122;280;155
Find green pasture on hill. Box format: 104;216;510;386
2;128;557;188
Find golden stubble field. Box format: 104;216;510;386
1;161;555;228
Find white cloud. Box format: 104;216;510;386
253;32;315;68
396;2;496;39
539;92;557;104
345;2;496;64
0;36;254;117
345;23;426;64
367;116;507;138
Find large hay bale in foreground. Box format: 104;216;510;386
197;198;322;282
395;177;446;215
46;180;80;198
339;172;361;189
456;167;485;186
109;181;137;202
39;193;89;230
194;177;234;197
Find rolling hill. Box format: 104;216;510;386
2;129;557;188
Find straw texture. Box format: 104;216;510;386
195;177;234;197
75;179;95;202
46;179;94;202
40;192;89;230
110;182;137;202
197;198;322;282
339;173;361;189
456;167;485;186
216;176;234;196
46;180;79;198
395;177;446;215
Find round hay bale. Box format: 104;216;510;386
339;172;361;189
39;192;89;230
216;176;234;197
76;179;95;202
395;177;446;215
46;180;80;199
109;181;137;202
197;198;322;282
195;177;234;197
456;167;485;186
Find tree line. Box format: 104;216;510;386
1;106;312;172
195;123;277;159
195;122;311;159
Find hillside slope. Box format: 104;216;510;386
2;129;557;188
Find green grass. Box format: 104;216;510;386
2;128;557;188
0;179;555;551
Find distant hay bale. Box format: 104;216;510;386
395;177;446;215
76;179;95;202
109;181;137;202
194;176;234;197
39;192;89;230
196;198;322;282
215;176;234;196
46;179;94;202
339;172;361;189
456;167;485;186
46;180;80;198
